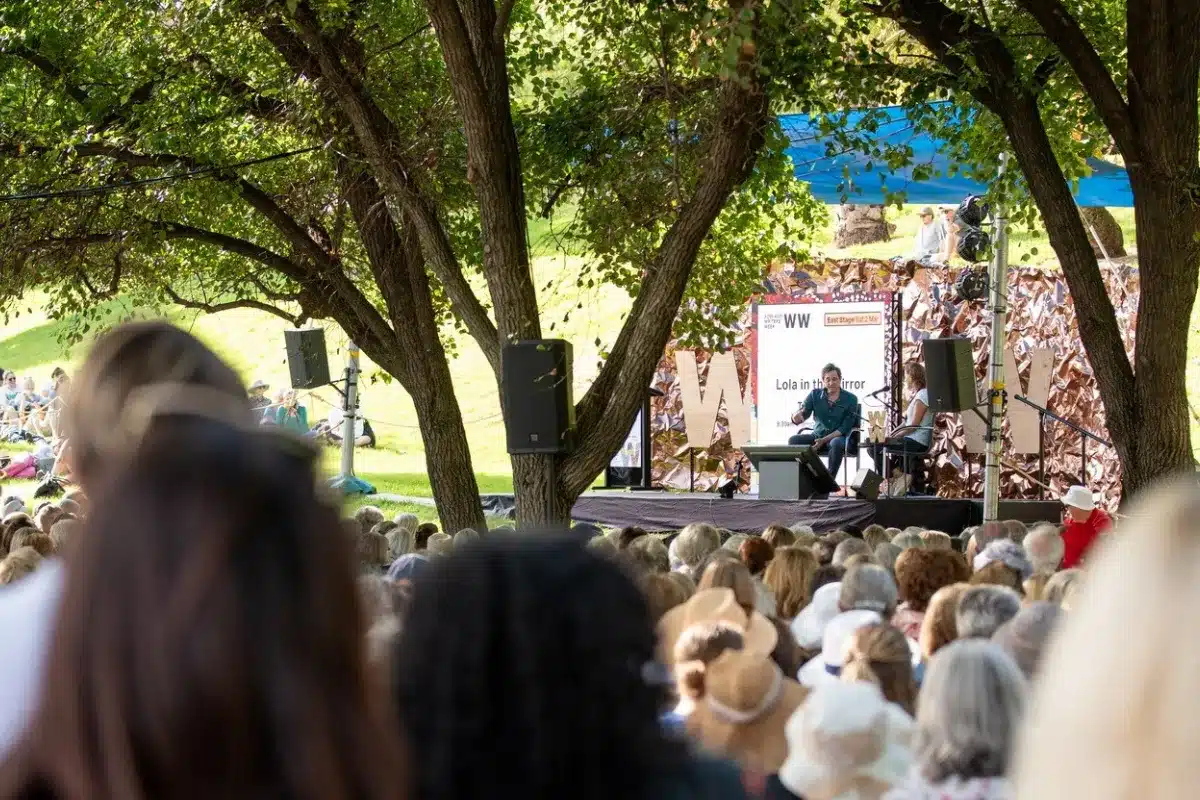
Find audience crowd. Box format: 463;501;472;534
0;319;1180;800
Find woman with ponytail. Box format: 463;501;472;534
842;624;919;715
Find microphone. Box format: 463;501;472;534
868;385;891;397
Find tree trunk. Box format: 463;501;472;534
833;204;894;247
1077;207;1126;258
510;454;573;529
408;373;489;532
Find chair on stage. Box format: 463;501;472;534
883;443;934;496
805;404;864;487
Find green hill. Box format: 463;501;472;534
1;205;1193;523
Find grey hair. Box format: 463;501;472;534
892;532;924;550
916;639;1028;783
1023;525;1065;575
992;602;1062;679
974;539;1034;580
1002;519;1029;544
832;537;872;567
426;532;453;555
874;542;902;576
393;513;420;533
839;564;898;616
454;528;481;547
790;522;815;536
956;586;1022;639
975;521;1007;550
722;533;750;553
675;523;721;573
1042;568;1083;608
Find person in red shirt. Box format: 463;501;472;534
1060;485;1111;568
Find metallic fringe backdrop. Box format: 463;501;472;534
650;259;1136;507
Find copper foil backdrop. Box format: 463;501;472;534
650;259;1136;505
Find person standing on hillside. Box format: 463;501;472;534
1060;485;1110;569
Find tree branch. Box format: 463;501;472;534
562;0;772;496
160;283;310;327
1012;0;1137;159
0;46;91;106
264;14;502;371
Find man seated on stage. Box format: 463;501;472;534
789;363;859;482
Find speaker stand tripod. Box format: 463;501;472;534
328;341;375;496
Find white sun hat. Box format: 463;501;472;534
777;680;915;799
1061;485;1096;512
797;609;881;687
791;581;842;650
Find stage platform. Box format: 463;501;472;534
479;492;1061;537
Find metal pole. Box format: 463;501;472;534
339;342;360;481
983;154;1010;523
1038;415;1045;500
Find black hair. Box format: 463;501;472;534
393;534;687;800
821;363;842;378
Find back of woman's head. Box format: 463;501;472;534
0;396;403;799
762;523;795;549
763;546;819;619
393;534;683;800
841;623;917;715
64;322;246;490
896;548;969;612
640;572;691;622
917;640;1026;784
698;559;757;614
739;536;775;576
919;582;970;661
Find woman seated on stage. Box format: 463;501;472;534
869;362;933;488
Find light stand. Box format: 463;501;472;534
982;154;1010;523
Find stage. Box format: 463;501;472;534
480;492;1061;536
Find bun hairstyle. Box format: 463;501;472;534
674;621;745;700
64;322;246;490
842;623;918;714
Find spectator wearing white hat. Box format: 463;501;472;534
1060;484;1110;568
798;609;882;687
791;581;842;651
767;680;914;800
248;379;271;412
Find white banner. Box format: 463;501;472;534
753;298;890;445
610;410;643;468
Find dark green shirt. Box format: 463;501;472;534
801;387;859;438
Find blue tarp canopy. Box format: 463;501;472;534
781;106;1134;207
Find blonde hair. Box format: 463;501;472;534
1042;568;1082;609
920;530;953;550
0;546;42;585
426;532;453;555
763;546;819;620
863;524;890;551
792;531;818;549
762;524;796;550
1022;573;1050;601
918;582;970;661
842;623;917;714
1014;481;1199;799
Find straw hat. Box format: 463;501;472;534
658;587;777;664
791;581;842;650
686;649;809;774
778;681;914;799
798;610;881;687
1061;485;1095;511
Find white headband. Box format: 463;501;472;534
705;666;784;725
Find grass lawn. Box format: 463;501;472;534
2;204;1195;524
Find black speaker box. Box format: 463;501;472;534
923;337;978;412
502;340;576;455
285;328;331;390
850;468;882;501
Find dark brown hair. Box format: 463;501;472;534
414;523;439;551
0;410;405;798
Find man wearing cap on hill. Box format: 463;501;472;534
893;207;945;267
1060;485;1110;569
